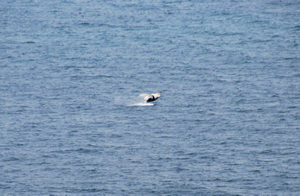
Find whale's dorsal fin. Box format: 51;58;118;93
151;93;161;99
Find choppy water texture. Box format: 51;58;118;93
1;0;300;195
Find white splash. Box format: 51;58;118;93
128;102;154;107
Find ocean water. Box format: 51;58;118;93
1;0;300;195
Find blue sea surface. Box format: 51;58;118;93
1;0;300;195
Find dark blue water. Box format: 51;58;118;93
1;0;300;195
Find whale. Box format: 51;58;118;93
139;93;161;103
